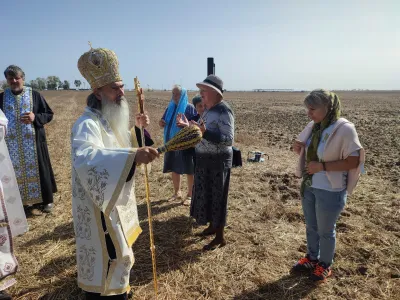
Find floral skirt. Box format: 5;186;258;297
190;166;231;228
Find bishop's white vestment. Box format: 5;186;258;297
71;107;141;296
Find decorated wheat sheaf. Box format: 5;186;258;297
157;125;202;153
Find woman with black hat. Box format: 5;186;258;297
189;75;235;251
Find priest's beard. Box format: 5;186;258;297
101;95;131;148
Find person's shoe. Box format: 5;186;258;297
292;254;318;273
202;238;227;251
0;290;12;300
42;203;53;213
310;262;332;283
195;225;217;237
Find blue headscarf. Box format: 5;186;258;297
163;87;188;142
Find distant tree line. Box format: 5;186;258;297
0;77;83;91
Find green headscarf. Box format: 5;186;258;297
300;90;341;197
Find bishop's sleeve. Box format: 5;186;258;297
71;117;136;217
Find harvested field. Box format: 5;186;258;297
8;90;400;299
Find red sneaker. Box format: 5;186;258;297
311;262;332;283
292;254;318;272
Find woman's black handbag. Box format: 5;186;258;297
232;146;242;168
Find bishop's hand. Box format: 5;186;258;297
135;113;150;128
134;147;159;164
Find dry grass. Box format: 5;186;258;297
7;90;400;299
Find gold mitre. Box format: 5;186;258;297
77;45;122;89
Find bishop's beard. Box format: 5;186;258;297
101;95;131;148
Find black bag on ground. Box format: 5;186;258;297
232;146;242;168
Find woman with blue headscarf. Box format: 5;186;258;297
159;85;197;204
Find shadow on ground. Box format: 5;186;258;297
234;273;316;300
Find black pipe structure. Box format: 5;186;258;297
207;57;215;75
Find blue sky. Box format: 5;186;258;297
1;0;399;90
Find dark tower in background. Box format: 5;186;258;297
207;57;215;75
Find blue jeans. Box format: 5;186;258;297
302;187;347;265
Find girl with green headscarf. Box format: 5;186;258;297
291;89;365;283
